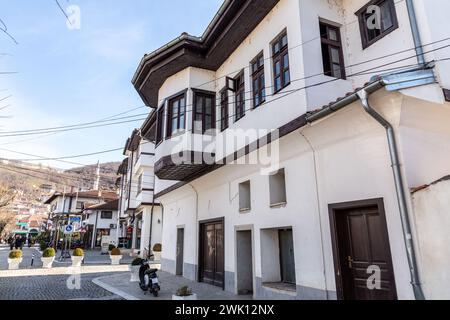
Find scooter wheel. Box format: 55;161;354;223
153;290;159;297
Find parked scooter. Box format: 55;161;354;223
139;249;160;297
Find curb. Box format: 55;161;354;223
92;275;141;301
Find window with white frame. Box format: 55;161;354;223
269;169;287;206
239;181;251;212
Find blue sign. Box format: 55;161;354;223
64;225;74;234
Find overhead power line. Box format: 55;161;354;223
0;105;147;147
1;50;449;161
0;112;149;135
5;146;125;162
55;0;72;25
0;95;12;102
0;117;148;138
0;18;18;44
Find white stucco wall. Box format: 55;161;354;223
135;206;163;257
414;0;450;89
87;210;119;247
158;87;450;299
412;179;450;300
145;0;450;299
152;0;450;185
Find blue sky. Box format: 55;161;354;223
0;0;223;169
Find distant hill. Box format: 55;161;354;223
0;160;120;221
65;162;121;190
0;160;120;193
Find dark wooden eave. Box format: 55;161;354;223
128;129;141;152
117;158;129;175
123;138;131;156
154;151;216;181
141;110;157;142
132;0;280;108
154;114;308;197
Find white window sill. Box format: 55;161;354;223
262;282;297;296
270;202;287;209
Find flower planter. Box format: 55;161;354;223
110;255;123;265
129;265;140;282
71;256;84;267
7;258;23;270
172;294;198;301
41;257;55;269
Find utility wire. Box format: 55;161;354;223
0;105;147;146
0;18;18;44
0;117;148;138
0;112;149;135
1;44;446;139
55;0;72;25
150;42;450;121
6;146;125;161
1;40;448;164
0;95;12;102
1;50;448;159
152;10;447;105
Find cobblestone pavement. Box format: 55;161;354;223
0;246;43;270
96;271;252;301
0;246;127;300
0;271;124;300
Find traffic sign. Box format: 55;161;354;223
64;225;74;235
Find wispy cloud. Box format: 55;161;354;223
84;23;148;62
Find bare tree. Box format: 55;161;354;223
0;185;15;238
0;185;15;209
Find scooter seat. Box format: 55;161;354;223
146;268;158;274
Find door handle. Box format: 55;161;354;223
347;256;354;269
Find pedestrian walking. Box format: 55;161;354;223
15;236;23;250
9;236;14;250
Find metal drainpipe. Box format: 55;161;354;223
406;0;425;66
148;193;155;257
299;131;329;300
356;89;425;300
188;183;199;280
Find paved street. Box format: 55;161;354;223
0;246;43;270
0;246;248;300
0;246;128;300
95;271;252;301
0;272;123;300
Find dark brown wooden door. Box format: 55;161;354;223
331;201;397;300
279;229;296;284
176;228;184;276
199;219;224;288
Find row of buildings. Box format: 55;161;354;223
49;0;450;300
44;190;121;249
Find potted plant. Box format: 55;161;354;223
130;258;143;282
152;243;162;262
71;248;84;267
39;240;48;251
8;250;23;270
41;248;56;269
172;286;197;300
110;248;123;265
108;244;116;252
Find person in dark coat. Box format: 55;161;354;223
15;236;23;250
9;236;14;250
